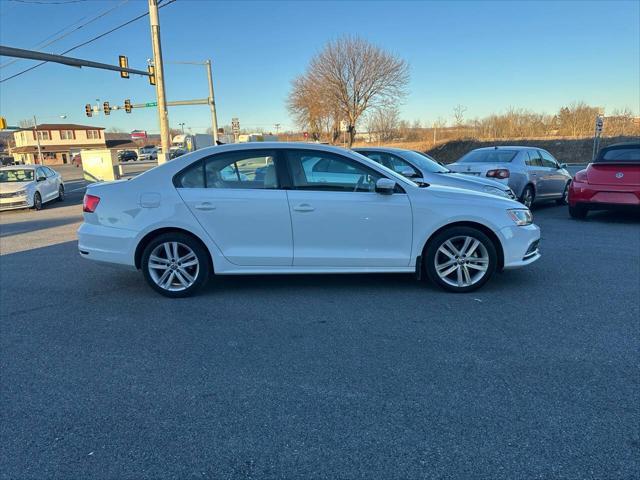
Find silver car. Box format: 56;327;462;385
0;165;65;211
353;147;516;200
448;146;572;208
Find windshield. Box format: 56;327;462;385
0;169;34;183
596;147;640;163
458;149;518;163
401;150;449;173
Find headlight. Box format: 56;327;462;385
483;185;509;197
507;208;533;226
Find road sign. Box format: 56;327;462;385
340;120;348;132
145;102;157;107
231;117;240;134
595;116;604;134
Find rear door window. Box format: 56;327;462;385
526;150;543;167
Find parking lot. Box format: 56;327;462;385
0;167;638;479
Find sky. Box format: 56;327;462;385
0;0;638;135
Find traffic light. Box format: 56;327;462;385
148;65;156;86
0;116;7;129
124;99;132;113
118;55;129;79
85;104;92;117
103;101;111;115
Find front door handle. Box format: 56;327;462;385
293;203;315;212
194;202;216;211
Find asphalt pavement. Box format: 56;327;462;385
0;177;638;479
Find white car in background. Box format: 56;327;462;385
138;145;158;161
0;165;64;211
78;143;541;297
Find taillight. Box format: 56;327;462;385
574;170;588;183
83;194;100;213
486;169;510;179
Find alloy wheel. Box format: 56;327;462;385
147;241;200;292
33;192;42;210
434;235;490;288
522;188;533;208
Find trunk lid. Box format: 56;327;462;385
586;163;640;186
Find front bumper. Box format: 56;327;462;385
0;195;31;211
77;222;138;268
499;223;541;269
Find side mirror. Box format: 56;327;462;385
375;178;396;195
400;168;417;178
559;163;567;169
37;176;46;182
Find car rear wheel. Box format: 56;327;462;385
425;227;497;293
141;233;210;297
569;204;588;219
32;191;42;210
556;182;570;205
520;185;535;208
57;185;65;202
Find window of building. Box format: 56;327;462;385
37;131;50;141
87;130;100;139
60;130;74;140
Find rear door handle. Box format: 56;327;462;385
194;202;216;211
293;203;315;212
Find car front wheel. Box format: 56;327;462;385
57;185;65;202
32;191;42;210
556;182;570;205
141;233;210;297
425;227;497;293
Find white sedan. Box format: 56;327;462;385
78;143;541;297
0;165;65;211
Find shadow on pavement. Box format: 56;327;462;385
0;215;81;237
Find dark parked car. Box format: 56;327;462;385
0;154;14;166
117;150;138;162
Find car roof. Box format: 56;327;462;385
352;146;412;153
469;146;535;151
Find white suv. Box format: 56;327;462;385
78;143;540;297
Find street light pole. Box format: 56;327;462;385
148;0;170;164
178;122;185;134
205;59;219;144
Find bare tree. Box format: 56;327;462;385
365;106;400;142
289;36;409;147
453;104;467;127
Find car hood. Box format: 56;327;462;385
414;183;520;208
424;172;508;191
0;181;33;193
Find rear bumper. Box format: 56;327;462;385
77;222;138;268
569;181;640;207
499;224;541;269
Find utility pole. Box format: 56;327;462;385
33;115;43;165
274;123;281;135
178;122;185;134
148;0;170;164
205;59;219;144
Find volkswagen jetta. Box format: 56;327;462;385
78;143;541;297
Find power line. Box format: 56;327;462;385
8;0;90;4
0;0;130;70
0;0;177;83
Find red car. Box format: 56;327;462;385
568;143;640;219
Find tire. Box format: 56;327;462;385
424;226;498;293
32;191;42;210
141;232;210;298
520;185;535;208
569;204;588;219
57;184;65;202
556;182;570;205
